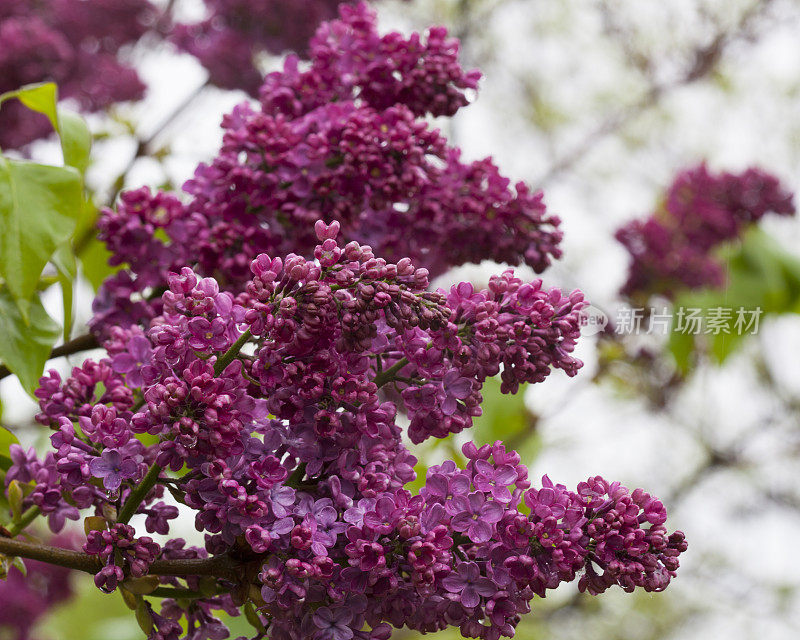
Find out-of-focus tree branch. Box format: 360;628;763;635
534;0;777;187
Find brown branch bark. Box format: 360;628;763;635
0;536;240;581
0;333;98;381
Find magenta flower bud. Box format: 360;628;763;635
314;219;340;241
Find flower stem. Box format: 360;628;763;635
118;463;163;524
6;506;41;537
372;357;409;389
214;329;252;376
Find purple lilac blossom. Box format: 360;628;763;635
92;3;561;338
88;448;138;491
4;221;687;639
0;0;155;149
616;164;796;300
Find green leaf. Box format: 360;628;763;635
0;494;10;526
11;556;27;577
0;83;58;133
472;377;541;463
0;287;61;395
0;84;92;174
58;110;92;174
668;227;800;371
80;237;118;292
0;157;82;306
0;425;18;452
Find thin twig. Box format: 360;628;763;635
534;0;776;187
0;536;241;581
0;333;98;381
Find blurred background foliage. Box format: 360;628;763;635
2;0;800;639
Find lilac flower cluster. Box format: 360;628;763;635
616;164;796;300
0;0;155;148
0;6;689;638
85;523;162;592
93;3;561;336
3;218;686;639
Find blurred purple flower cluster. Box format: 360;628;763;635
171;0;402;95
0;0;155;148
616;164;796;300
0;533;77;640
0;0;408;149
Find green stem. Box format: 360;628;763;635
372;357;409;389
118;464;163;524
214;329;252;376
286;463;307;489
6;506;41;537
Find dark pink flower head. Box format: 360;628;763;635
0;0;154;149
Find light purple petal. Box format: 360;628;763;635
469;520;492;543
481;501;504;523
461;585;480;608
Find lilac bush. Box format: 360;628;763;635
0;4;687;640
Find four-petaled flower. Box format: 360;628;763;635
312;606;354;640
441;562;497;608
447;491;504;542
89;449;137;491
111;335;152;387
441;369;472;415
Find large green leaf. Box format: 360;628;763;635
0;287;61;395
0;83;58;133
57;110;92;174
0;158;82;305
